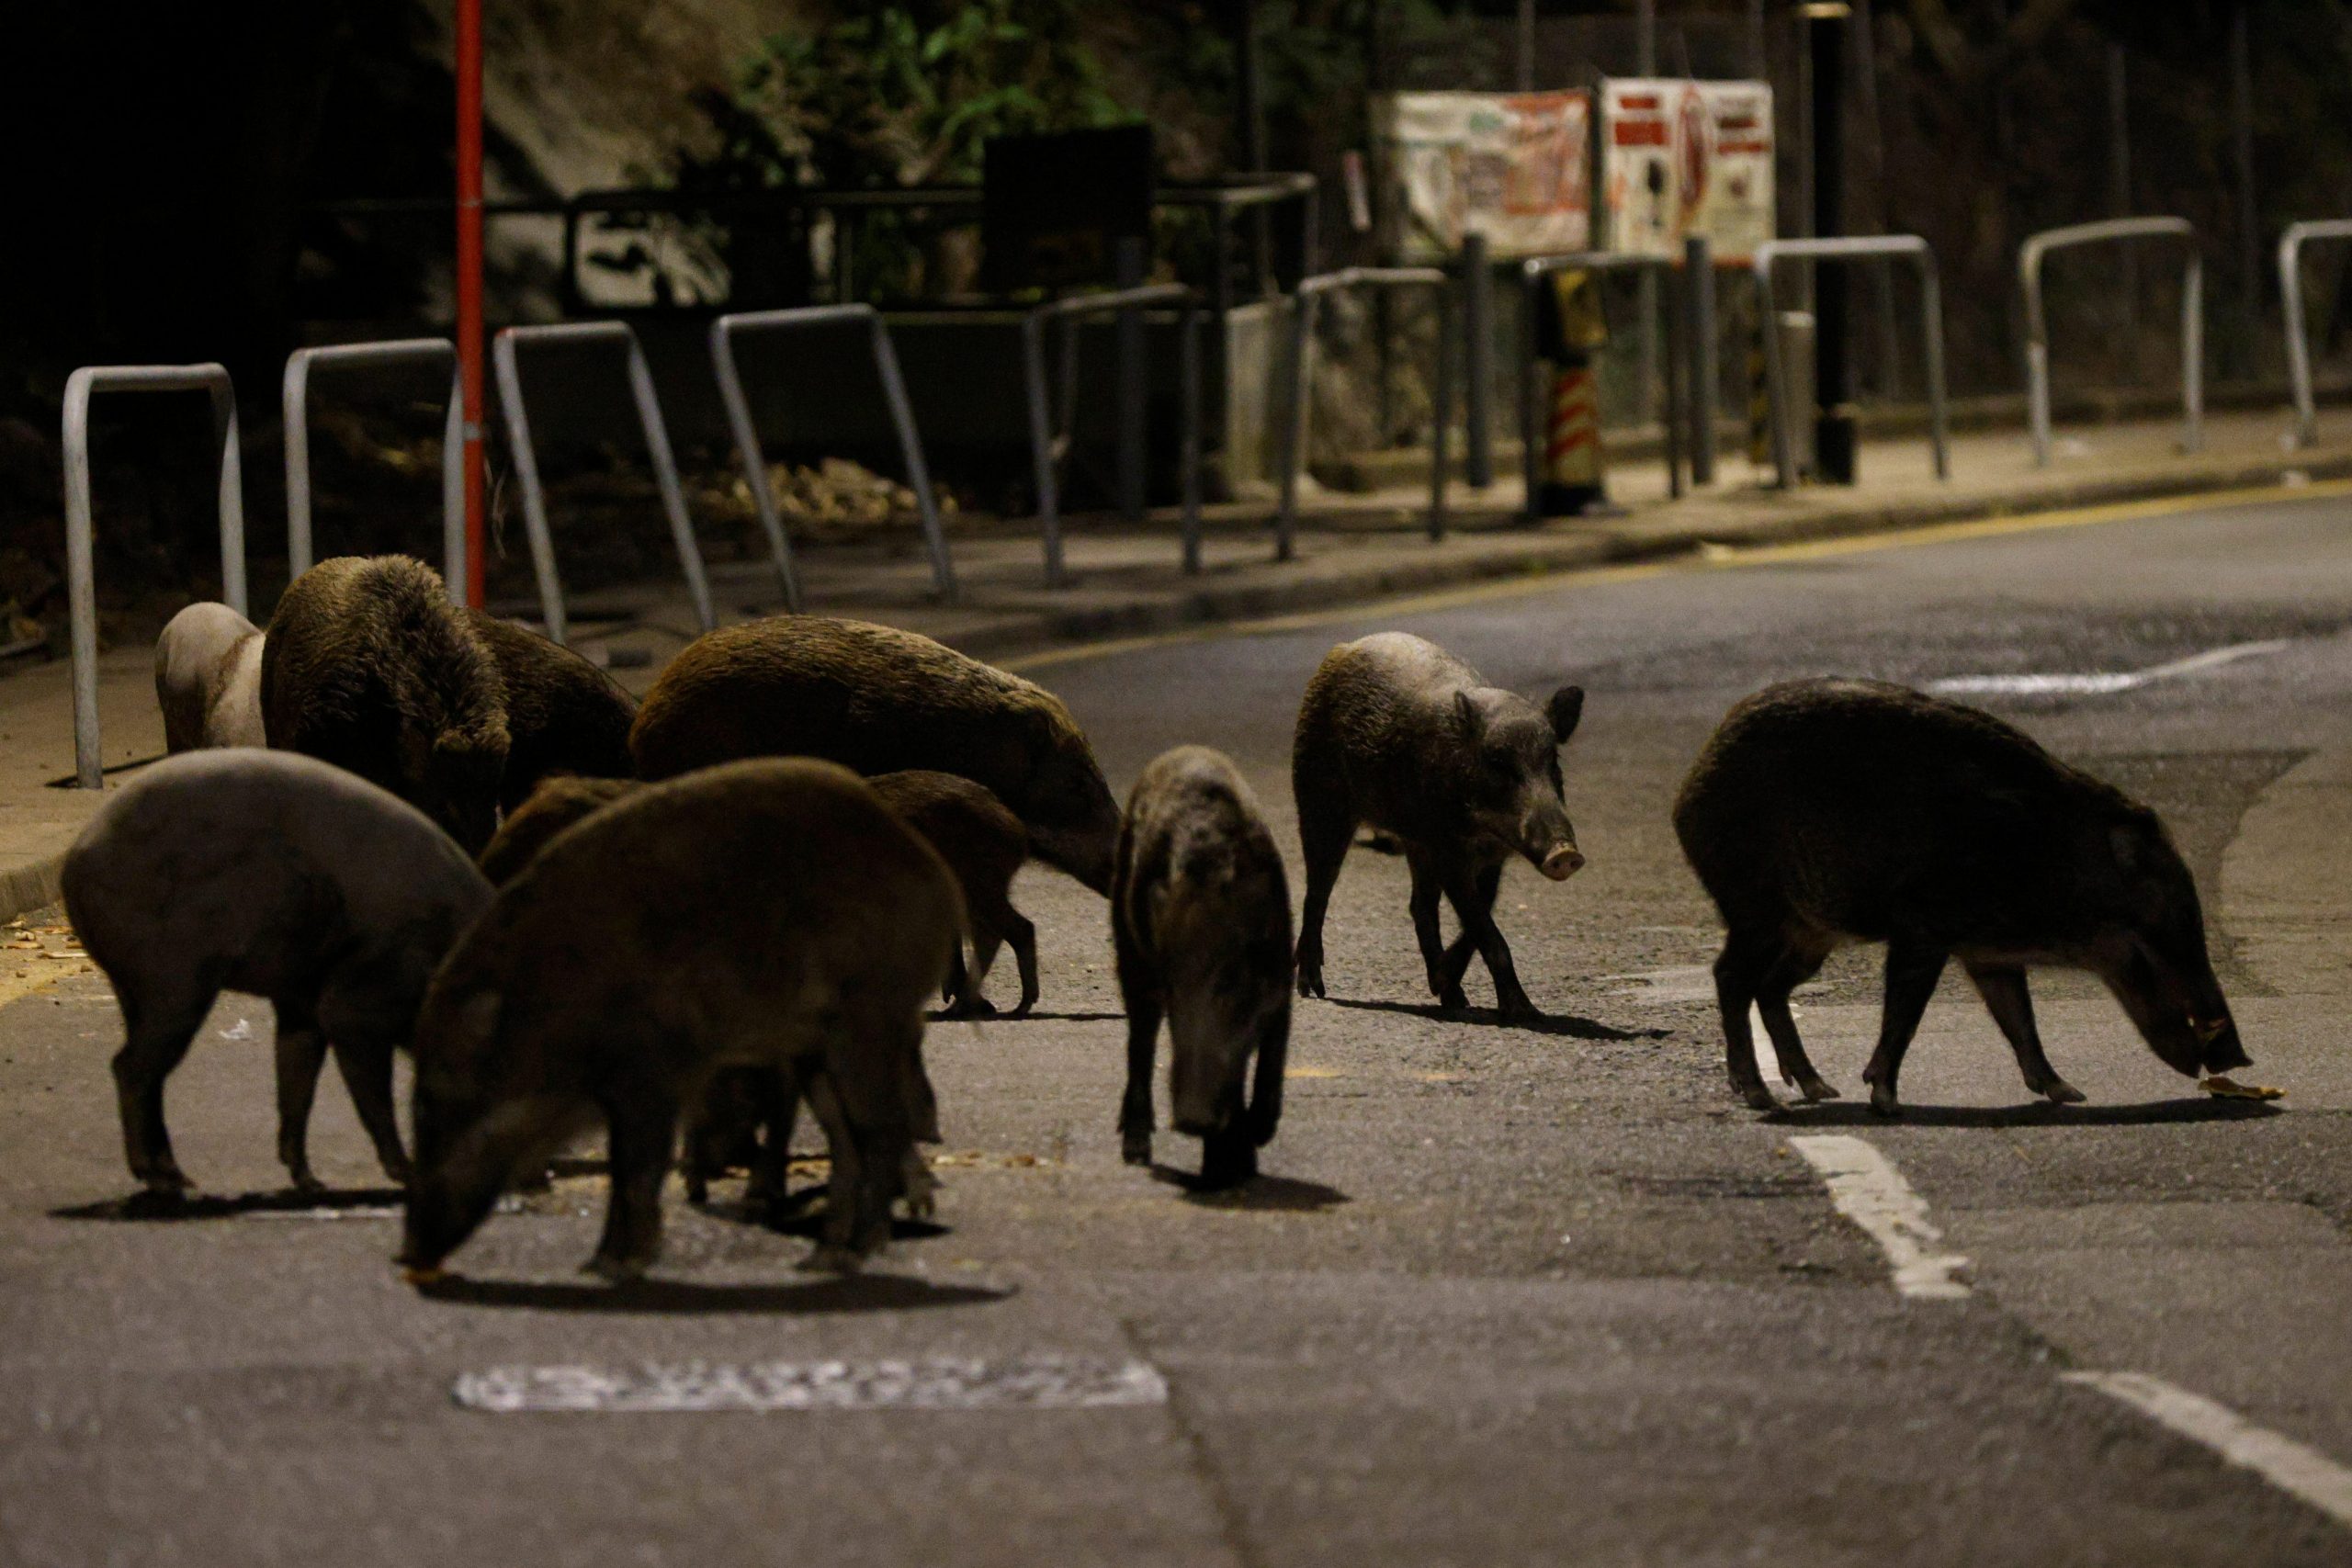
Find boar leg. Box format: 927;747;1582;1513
1434;864;1503;996
1712;931;1781;1111
1754;941;1838;1102
111;986;214;1193
1294;803;1355;999
1405;849;1470;1010
1439;863;1537;1019
801;1070;873;1272
1248;1008;1287;1149
328;1037;412;1186
1862;940;1949;1118
1963;962;2085;1104
585;1083;680;1282
749;1064;805;1222
1004;908;1040;1019
1114;930;1163;1167
271;996;333;1192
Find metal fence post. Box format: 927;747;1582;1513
283;339;465;602
1753;236;1949;489
2278;220;2352;447
1685;235;1718;488
492;321;716;644
2018;217;2199;465
60;363;248;788
1463;231;1493;488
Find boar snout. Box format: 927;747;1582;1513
1538;843;1586;881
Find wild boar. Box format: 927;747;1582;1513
1673;677;2251;1114
261;555;509;854
870;770;1038;1019
463;610;637;814
628;615;1120;893
1292;632;1586;1020
399;759;961;1281
1113;746;1292;1189
475;774;639;886
154;602;265;751
61;750;492;1194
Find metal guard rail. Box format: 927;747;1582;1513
62;363;246;789
2018;217;2200;466
710;303;956;613
1753;236;1951;490
492;320;715;645
2278;219;2352;449
284;339;465;603
1279;267;1453;557
1021;284;1204;586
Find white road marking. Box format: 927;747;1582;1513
1928;638;2290;697
455;1354;1170;1413
1789;1134;1971;1300
2064;1371;2352;1530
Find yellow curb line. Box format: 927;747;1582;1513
1001;477;2352;675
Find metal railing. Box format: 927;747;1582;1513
2019;217;2201;466
1517;252;1688;519
2278;220;2352;449
1754;236;1950;489
710;303;956;613
1021;285;1204;585
1278;267;1453;555
62;364;247;789
492;321;714;645
283;339;464;603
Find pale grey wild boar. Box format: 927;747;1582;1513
400;759;962;1282
1674;678;2251;1115
1114;746;1293;1190
1292;633;1586;1019
462;610;637;814
154;602;265;751
61;750;493;1194
262;555;509;854
628;615;1122;894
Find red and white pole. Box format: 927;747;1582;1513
454;0;486;607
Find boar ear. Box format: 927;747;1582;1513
1545;685;1586;745
1453;691;1485;742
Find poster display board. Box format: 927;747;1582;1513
1375;90;1591;262
1599;78;1775;264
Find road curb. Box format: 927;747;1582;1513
0;853;64;927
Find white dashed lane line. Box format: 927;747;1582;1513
2064;1372;2352;1531
1788;1134;1972;1300
455;1355;1170;1413
1928;637;2291;697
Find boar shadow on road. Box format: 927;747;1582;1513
695;1190;952;1246
1766;1098;2283;1129
413;1272;1011;1315
1323;995;1667;1042
53;1186;407;1221
1148;1165;1350;1212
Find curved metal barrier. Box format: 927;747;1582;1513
1021;284;1204;585
710;303;956;614
2278;219;2352;449
1754;236;1950;490
2019;217;2200;466
1278;267;1453;557
283;339;465;602
62;364;247;789
1517;252;1688;518
492;321;714;645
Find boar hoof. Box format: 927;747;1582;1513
801;1242;865;1276
286;1167;325;1197
1434;985;1472;1012
1121;1131;1152;1167
582;1251;650;1285
1736;1080;1779;1112
1793;1074;1840;1103
1497;996;1543;1024
943;996;999;1021
1868;1084;1903;1119
139;1165;194;1197
2039;1077;2086;1105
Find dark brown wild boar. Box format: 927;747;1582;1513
62;750;492;1194
1674;677;2250;1115
475;774;639;886
1292;632;1586;1020
628;615;1120;893
1114;746;1292;1189
462;611;637;813
262;556;508;853
400;759;960;1281
870;770;1038;1019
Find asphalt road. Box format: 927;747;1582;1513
6;492;2352;1565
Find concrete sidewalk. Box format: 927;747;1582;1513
3;401;2346;920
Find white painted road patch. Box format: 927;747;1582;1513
455;1354;1170;1413
2065;1371;2352;1530
1790;1134;1971;1300
1928;638;2290;698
